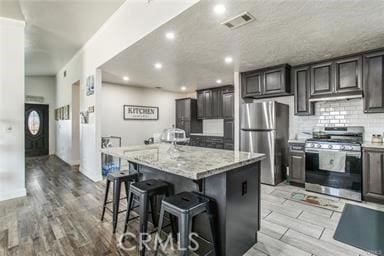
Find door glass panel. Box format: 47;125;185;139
28;110;40;135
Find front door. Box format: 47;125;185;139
25;104;49;157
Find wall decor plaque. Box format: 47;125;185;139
123;105;159;120
86;75;95;96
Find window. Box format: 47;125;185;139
28;110;40;135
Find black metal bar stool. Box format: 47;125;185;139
156;191;219;256
101;170;140;233
124;179;174;256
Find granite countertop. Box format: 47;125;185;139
190;133;223;137
362;142;384;149
100;144;265;180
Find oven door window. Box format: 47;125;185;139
305;152;362;192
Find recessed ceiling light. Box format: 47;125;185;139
224;56;233;64
213;4;226;15
181;86;187;91
155;63;163;69
123;76;129;81
165;31;175;40
216;79;222;84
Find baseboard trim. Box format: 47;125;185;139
0;188;26;202
79;167;102;182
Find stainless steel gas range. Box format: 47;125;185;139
304;127;363;201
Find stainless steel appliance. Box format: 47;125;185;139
240;101;289;185
305;126;363;201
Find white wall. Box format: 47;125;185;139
0;18;26;201
101;83;188;145
55;0;198;181
25;76;56;154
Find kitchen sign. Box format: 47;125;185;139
123;105;159;120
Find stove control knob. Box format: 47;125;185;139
341;145;346;150
315;144;321;148
328;145;333;149
306;143;313;148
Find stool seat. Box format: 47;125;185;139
156;191;219;256
131;179;169;193
163;191;209;213
101;171;140;233
124;179;174;256
107;170;136;181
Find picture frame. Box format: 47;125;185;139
86;75;95;96
123;105;159;120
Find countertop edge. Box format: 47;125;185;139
362;142;384;149
100;147;266;180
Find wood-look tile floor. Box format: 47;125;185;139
0;156;383;256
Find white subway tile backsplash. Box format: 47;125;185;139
202;119;224;135
260;96;384;141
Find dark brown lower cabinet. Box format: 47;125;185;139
289;152;305;184
363;147;384;204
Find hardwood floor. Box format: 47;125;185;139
0;156;382;256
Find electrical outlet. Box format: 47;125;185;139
241;181;247;196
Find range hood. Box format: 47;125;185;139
309;92;363;102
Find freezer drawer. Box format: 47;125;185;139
241;130;278;185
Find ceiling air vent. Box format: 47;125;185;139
222;12;255;30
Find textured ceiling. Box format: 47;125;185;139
101;0;384;92
0;0;125;75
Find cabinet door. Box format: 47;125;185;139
363;149;384;203
263;66;288;95
310;61;334;96
176;119;183;130
197;92;204;119
222;92;234;119
363;50;384;113
212;89;222;118
293;66;313;116
183;120;190;137
175;100;184;120
335;56;362;93
224;119;234;143
289;152;305;184
204;90;213;118
242;71;263;97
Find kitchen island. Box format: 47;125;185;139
101;144;265;256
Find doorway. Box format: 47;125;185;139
25;104;49;157
72;81;80;166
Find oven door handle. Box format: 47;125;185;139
305;149;361;158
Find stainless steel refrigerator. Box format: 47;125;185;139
240;101;289;185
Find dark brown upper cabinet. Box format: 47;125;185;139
242;71;263;97
242;64;291;98
363;50;384;113
203;90;213;118
292;65;313;116
175;98;202;137
335;56;362;93
263;65;290;95
310;61;334;96
197;85;234;119
212;88;222;118
222;91;234;119
309;55;363;99
197;91;204;119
